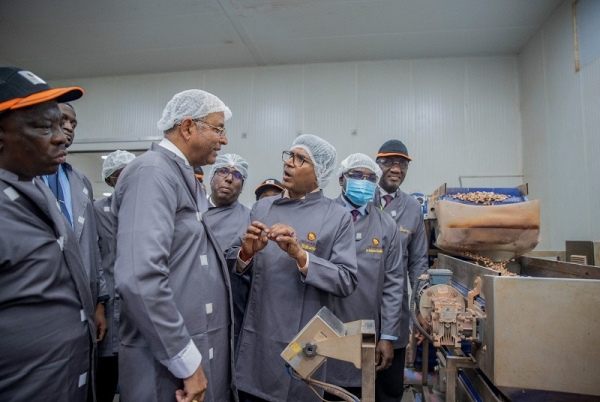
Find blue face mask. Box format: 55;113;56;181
344;178;377;206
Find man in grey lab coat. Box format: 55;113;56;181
41;102;110;341
326;153;404;400
203;154;251;348
372;140;429;402
93;150;135;402
113;90;236;402
230;134;358;402
0;66;96;401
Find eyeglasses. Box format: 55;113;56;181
344;171;378;183
215;167;244;182
194;119;227;137
282;151;312;167
377;157;409;169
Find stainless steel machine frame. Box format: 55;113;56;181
433;254;600;401
281;307;377;402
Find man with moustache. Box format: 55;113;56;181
230;134;358;402
372;140;428;402
203;153;251;348
0;66;96;401
113;90;236;402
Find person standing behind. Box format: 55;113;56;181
195;166;207;194
113;89;236;402
93;150;136;402
41;102;109;342
372;140;428;402
203;153;251;349
325;153;404;400
254;178;284;201
0;66;96;401
230;134;358;402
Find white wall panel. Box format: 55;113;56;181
519;1;600;251
49;56;523;207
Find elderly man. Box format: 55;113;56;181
0;67;96;401
325;153;404;400
372;140;428;402
203;154;251;348
113;90;236;402
41;102;109;342
93;150;136;402
229;134;358;402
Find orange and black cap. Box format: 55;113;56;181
255;178;285;200
194;166;204;182
0;67;83;114
376;139;412;161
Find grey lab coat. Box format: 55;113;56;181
228;191;358;402
0;171;96;401
65;164;109;304
94;196;120;356
203;201;251;347
113;143;236;402
373;189;428;348
326;197;405;387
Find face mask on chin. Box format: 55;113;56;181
344;178;377;206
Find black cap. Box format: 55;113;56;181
254;178;285;200
0;67;83;114
194;166;204;182
376;140;412;161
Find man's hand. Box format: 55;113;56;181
176;364;207;402
267;223;306;266
241;221;269;256
95;303;108;342
375;340;394;371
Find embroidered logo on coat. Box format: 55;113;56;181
301;232;318;252
366;237;383;253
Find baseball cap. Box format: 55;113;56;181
0;67;83;113
376;139;412;161
194;167;204;182
254;178;284;199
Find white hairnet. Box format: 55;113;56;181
337;153;382;181
102;150;136;181
209;153;249;189
157;89;232;132
291;134;337;188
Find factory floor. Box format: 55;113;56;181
109;368;440;402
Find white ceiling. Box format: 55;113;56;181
0;0;563;80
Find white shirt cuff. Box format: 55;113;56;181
297;252;309;275
380;334;398;341
161;339;202;379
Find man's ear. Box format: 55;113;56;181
179;118;195;140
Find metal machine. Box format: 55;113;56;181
281;307;376;402
412;254;600;401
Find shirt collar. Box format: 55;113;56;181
282;187;320;199
340;194;368;216
379;187;397;198
158;138;190;166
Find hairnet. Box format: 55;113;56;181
102;150;136;181
208;153;249;189
291;134;337;188
157;89;232;132
337;153;382;181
